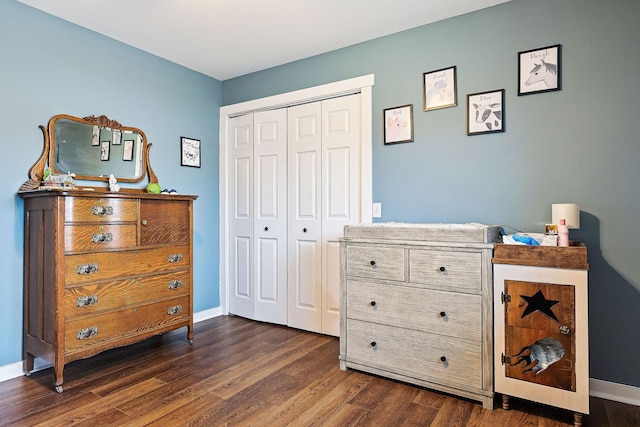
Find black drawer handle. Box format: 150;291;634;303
303;228;308;232
439;266;446;272
370;301;376;307
370;260;376;266
440;356;447;362
264;226;269;231
370;341;377;348
440;311;446;318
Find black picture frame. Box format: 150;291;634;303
123;139;134;161
518;44;561;96
467;89;505;136
423;65;457;111
181;136;201;168
100;140;110;161
383;104;413;145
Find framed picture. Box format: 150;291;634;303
423;66;457;111
123;139;134;161
383;104;413;145
91;126;100;146
467;89;505;135
518;44;561;96
100;140;110;161
112;130;122;145
181;137;201;167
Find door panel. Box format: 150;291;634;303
254;109;287;324
321;94;361;336
228;115;254;319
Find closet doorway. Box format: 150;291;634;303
219;75;374;336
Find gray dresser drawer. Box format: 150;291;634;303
346;280;481;341
409;249;481;292
346;244;405;281
346;319;482;389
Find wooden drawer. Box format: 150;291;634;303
65;224;137;252
346;319;482;389
65;197;137;223
409;249;481;292
64;270;190;318
346;244;405;281
346;280;481;341
65;245;190;285
64;295;190;353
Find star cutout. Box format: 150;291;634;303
519;290;559;321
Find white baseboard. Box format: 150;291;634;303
590;378;640;406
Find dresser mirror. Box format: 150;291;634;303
20;114;158;191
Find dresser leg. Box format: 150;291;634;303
24;353;34;376
573;412;583;427
501;394;510;410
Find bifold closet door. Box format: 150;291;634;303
228;110;288;325
287;94;361;335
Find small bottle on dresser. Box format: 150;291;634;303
558;219;569;247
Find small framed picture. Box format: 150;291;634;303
467;89;505;136
112;130;122;145
383;104;413;145
518;44;561;96
423;66;457;111
123;139;134;161
181;137;201;167
91;126;100;146
100;140;110;161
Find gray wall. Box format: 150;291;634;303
223;0;640;387
0;1;221;366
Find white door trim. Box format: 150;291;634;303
219;74;374;315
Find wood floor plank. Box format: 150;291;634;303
1;315;637;427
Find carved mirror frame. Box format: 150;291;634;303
20;114;158;192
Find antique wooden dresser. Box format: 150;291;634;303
20;191;196;392
339;223;500;409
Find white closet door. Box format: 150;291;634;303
287;101;323;333
321;94;361;336
253;109;288;324
288;94;361;335
228;114;254;319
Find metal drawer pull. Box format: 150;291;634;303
168;254;183;263
168;279;184;290
76;326;98;340
168;305;183;315
76;295;99;307
77;263;99;275
92;206;113;216
91;232;113;243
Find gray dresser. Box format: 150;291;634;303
339;223;500;409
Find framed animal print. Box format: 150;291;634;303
383;104;413;145
423;66;457;111
467;89;505;136
518;44;561;96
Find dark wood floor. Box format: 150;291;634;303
1;316;638;426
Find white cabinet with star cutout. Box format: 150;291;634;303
492;243;589;427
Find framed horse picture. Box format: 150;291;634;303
518;44;561;96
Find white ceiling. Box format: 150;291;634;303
18;0;510;81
